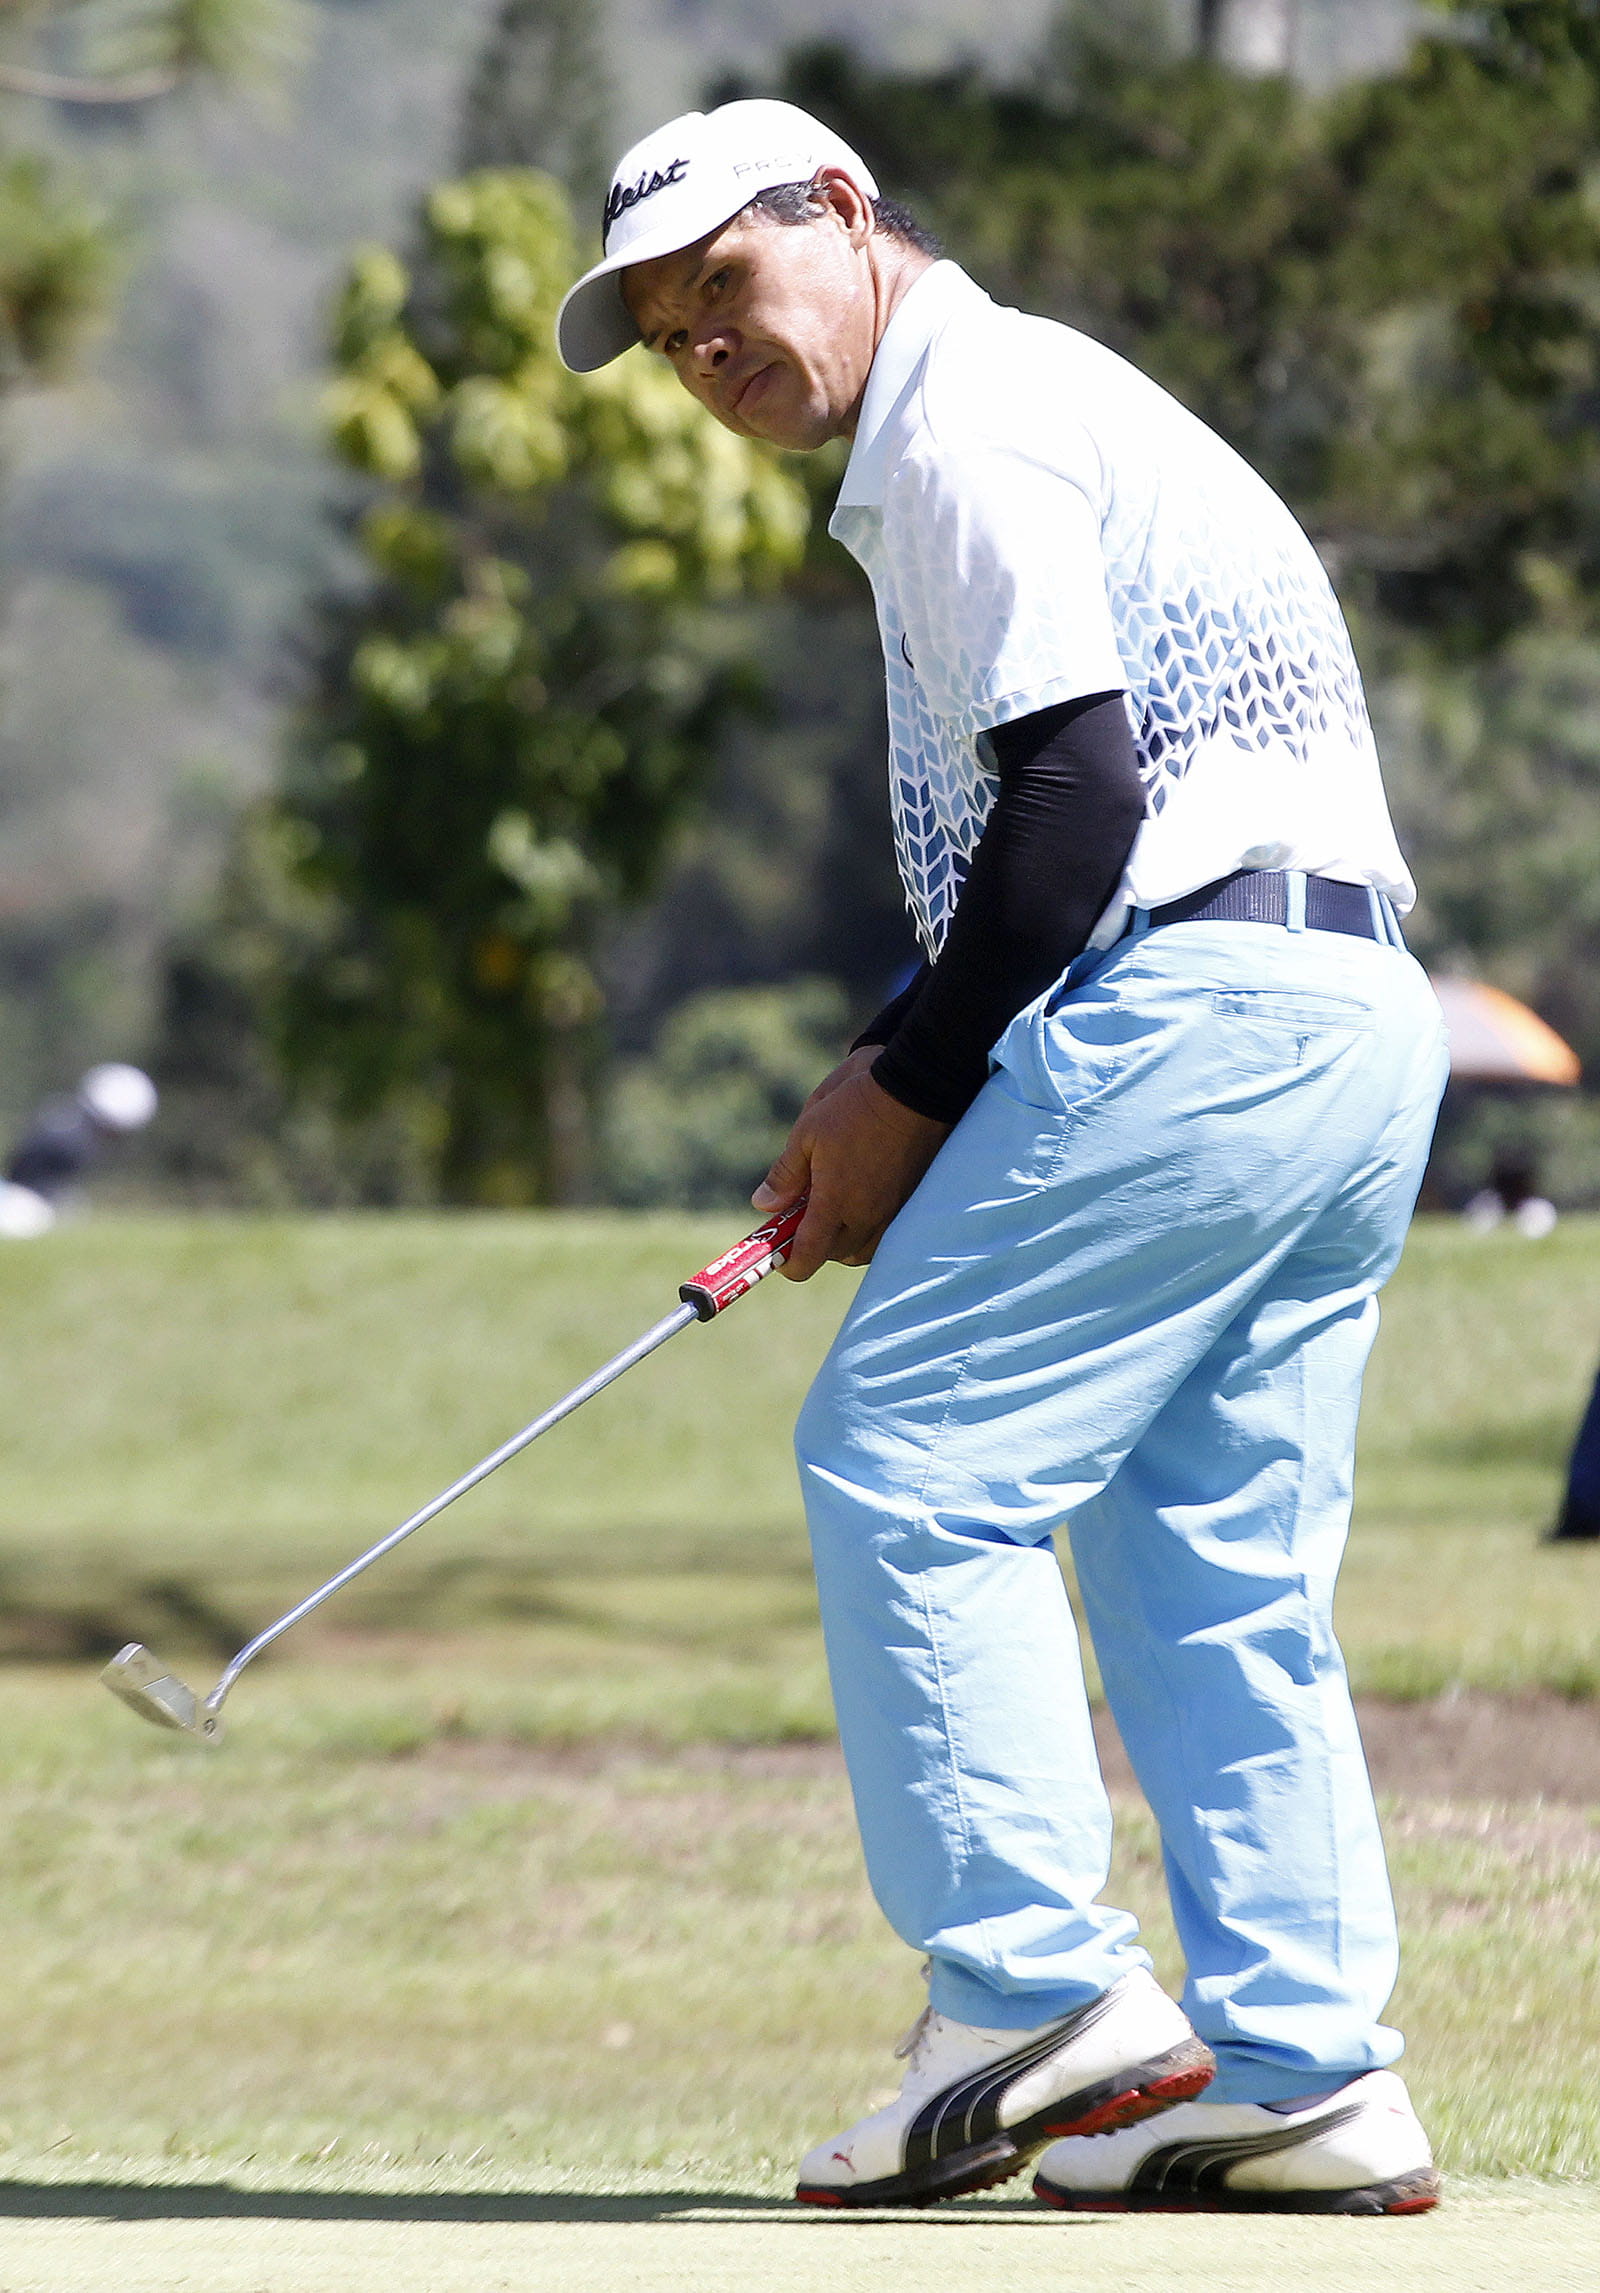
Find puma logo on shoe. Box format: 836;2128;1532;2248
796;1968;1213;2208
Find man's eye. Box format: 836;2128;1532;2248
707;269;731;296
664;329;687;357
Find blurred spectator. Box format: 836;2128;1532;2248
1460;1148;1558;1240
0;1064;158;1237
1550;1361;1600;1543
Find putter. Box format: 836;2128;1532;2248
101;1198;808;1744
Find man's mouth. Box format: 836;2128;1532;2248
727;361;779;420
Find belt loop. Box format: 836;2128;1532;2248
1366;885;1386;945
1284;870;1306;933
1126;905;1152;943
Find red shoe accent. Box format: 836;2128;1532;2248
1146;2067;1216;2101
1043;2063;1215;2141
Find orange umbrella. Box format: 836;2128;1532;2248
1430;976;1581;1086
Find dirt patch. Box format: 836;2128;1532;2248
401;1694;1600;1808
1092;1693;1600;1808
1360;1692;1600;1806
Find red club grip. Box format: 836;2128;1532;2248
680;1197;808;1320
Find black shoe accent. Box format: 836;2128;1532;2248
1118;2100;1369;2196
1032;2098;1441;2216
1545;1506;1600;1542
1036;2165;1442;2216
901;1986;1121;2178
795;2019;1216;2210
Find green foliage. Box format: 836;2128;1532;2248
145;802;444;1208
137;10;1600;1202
776;22;1600;652
1434;0;1600;76
604;978;849;1208
1381;623;1600;1001
1425;1085;1600;1212
749;16;1600;1090
278;168;810;1206
1313;17;1600;646
0;153;111;380
0;2;308;387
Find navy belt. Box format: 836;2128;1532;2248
1124;868;1403;946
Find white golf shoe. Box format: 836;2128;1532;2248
796;1966;1214;2207
1032;2067;1439;2215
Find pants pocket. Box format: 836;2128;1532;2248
1208;988;1374;1067
1209;989;1373;1029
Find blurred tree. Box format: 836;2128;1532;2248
757;11;1600;1076
274;169;808;1205
459;0;612;205
147;3;1600;1205
0;151;110;385
776;10;1600;652
0;0;308;107
0;0;314;1152
600;555;918;1065
1376;608;1600;1055
1312;0;1600;652
604;977;849;1209
0;1;309;384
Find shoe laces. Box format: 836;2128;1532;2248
893;2003;937;2073
892;1959;938;2076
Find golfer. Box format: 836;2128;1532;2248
559;99;1447;2216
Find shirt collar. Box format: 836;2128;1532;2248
833;261;988;509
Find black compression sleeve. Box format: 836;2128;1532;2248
869;692;1145;1124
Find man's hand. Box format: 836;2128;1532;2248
752;1048;951;1280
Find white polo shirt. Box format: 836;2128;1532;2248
828;262;1414;959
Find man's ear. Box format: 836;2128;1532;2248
813;166;876;245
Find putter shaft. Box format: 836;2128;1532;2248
206;1298;700;1715
101;1197;809;1740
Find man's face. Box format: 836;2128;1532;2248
621;188;879;450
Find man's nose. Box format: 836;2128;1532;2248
692;328;736;375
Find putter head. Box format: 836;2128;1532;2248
100;1644;223;1744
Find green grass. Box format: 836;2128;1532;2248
0;1212;841;1574
5;2184;1599;2293
0;1210;1597;1697
0;1666;1594;2194
1340;1216;1600;1695
0;1214;1596;2235
1357;1218;1600;1527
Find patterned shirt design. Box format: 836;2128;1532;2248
831;265;1411;960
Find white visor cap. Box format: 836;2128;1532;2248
556;98;879;374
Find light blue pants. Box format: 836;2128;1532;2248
796;913;1448;2104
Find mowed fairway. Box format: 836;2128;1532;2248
0;1688;1595;2289
4;2185;1599;2293
0;1212;1595;2287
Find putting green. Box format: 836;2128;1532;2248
0;2182;1593;2292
